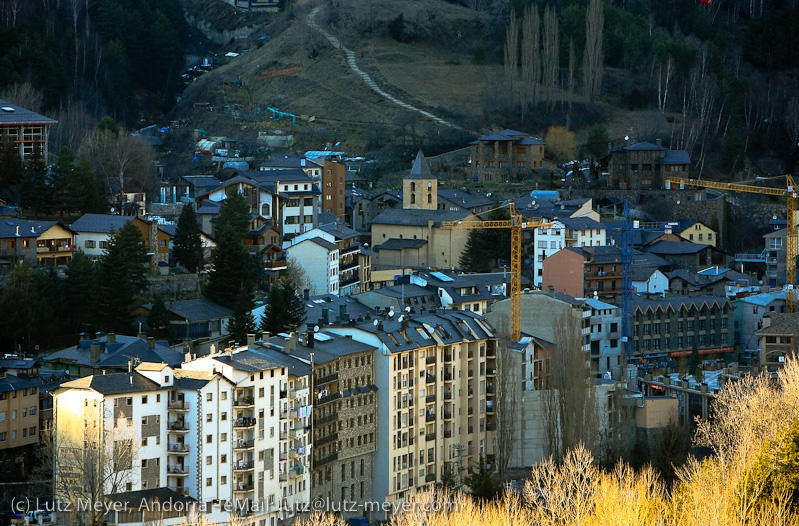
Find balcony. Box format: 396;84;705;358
280;390;288;399
234;417;256;429
425;473;436;483
444;372;453;382
316;372;338;387
486;404;495;414
168;401;189;411
264;259;288;271
443;353;453;362
37;243;75;253
234;397;254;408
487;422;496;431
317;392;341;406
426;374;436;384
316;432;338;447
425;432;436;441
468;351;474;360
280;430;288;440
486;384;495;394
233;460;254;471
444;430;452;438
289;428;300;439
426;394;436;403
168;443;189;454
233;483;254;493
290;464;305;478
279;452;288;461
444;392;453;400
168;421;188;432
314;412;337;427
167;465;188;476
426;355;436;365
290;449;299;459
443;410;452;419
487;368;497;377
426;413;436;422
279;472;287;482
233;439;255;451
315;452;339;468
468;406;473;415
468;426;474;434
468;388;474;397
280;410;288;420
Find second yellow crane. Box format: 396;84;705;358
665;175;797;312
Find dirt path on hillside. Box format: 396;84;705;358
307;7;464;131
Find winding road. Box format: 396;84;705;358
307;7;463;130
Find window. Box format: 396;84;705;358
206;434;212;444
221;476;227;485
85;240;95;249
0;433;5;442
142;416;148;426
207;414;212;422
221;391;227;400
0;412;5;422
99;241;108;249
206;478;212;487
221;412;227;421
207;393;213;402
142;396;148;404
142;437;147;447
221;433;227;442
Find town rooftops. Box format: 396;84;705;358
662;150;692;165
173;369;219;390
304;295;374;326
259;154;321;169
614;141;667;151
370;208;472;227
405;150;433;179
0;374;46;395
732;290;786;306
438;189;493;209
211;349;286;374
665;269;712;287
317;222;359;241
240;168;313;184
259;332;377;366
369;284;434;299
630;295;730;313
70;214;133;234
558;216;605;231
44;335;182;369
135;362;168;372
0;99;57;125
141;299;232;323
290;236;339;252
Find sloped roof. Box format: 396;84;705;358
242;168;312;184
71;214;133;234
0;99;56;125
405;150;433;179
173;369;217;390
631;295;730;314
620;141;666;151
212;349;284;373
370;208;471;227
141;299;231;322
44;335;182;369
58;371;161;396
662;150;691;165
289;236;339;252
438;189;493;209
757;313;799;336
559;216;604;231
0;219;65;239
643;240;711;255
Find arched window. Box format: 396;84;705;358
428;193;432;204
261;203;270;217
410;182;416;192
411;194;416;204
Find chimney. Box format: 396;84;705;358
185;351;192;363
307;328;315;348
401;316;409;332
377;320;384;332
762;314;772;329
284;337;292;355
303;289;310;300
656;138;662;147
247;334;256;347
107;333;116;344
138;329;147;339
80;332;91;341
128;360;133;373
322;308;330;326
339;304;349;323
90;343;101;363
225;347;233;355
147;337;155;349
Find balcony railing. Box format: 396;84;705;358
443;353;453;362
426;356;436;365
425;473;436;483
168;401;189;411
233;439;255;450
167;465;188;475
314;412;337;427
37;244;76;253
426;413;436;422
168;443;189;454
443;410;452;419
233;484;254;492
425;432;436;441
168;421;188;431
316;432;338;447
315;452;339;468
317;392;341;406
444;392;453;400
444;372;453;381
444;430;452;438
316;372;338;387
426;394;436;403
486;422;496;431
168;486;189;496
233;460;254;471
234;397;254;408
426;374;436;384
234;417;257;429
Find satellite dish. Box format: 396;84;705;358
624;135;629;141
373;319;379;326
388;309;395;318
405;306;411;312
428;182;432;188
398;315;404;323
314;326;319;332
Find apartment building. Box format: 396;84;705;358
531;217;607;287
0;219;76;267
584;298;622;374
52;363;236;525
291;221;367;296
195;175;283;227
629;296;733;361
183;346;312;525
248;331;378;520
0;98;57;160
757;313;799;372
286;237;340;295
469;129;546;183
731;291;786;362
322;310;498;520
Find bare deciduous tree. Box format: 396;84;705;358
285;256;315;295
542;5;559;110
544;313;598;461
1;82;44;113
503;10;520;110
655;55;674;114
582;0;603;104
493;315;519;482
520;6;541;121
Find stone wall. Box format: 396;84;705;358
147;273;204;298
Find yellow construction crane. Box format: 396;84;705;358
665;175;798;312
441;203;549;341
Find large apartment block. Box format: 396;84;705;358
322;309;498;519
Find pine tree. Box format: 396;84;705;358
64;250;97;333
0;264;38;352
148;296;171;330
21;147;54;216
229;285;256;344
205;194;254;309
51;146;75;215
462;454;502;501
67;156;106;214
95;222;150;334
0;139;24;203
260;280;306;334
172;204;203;272
459;230;490;272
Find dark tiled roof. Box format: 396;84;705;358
0;219;63;239
374;238;428;251
438;189;493;209
290;236;339;252
259;155;321;170
559;216;604;230
631;295;730;314
757;313;799;335
242;169;312;184
666;269;712;286
643;240;711;255
106;487;196;507
58;371;162;396
71;214;133;234
259;332;376;366
661;150;691;165
316;212;342;227
405;150;433;179
371;284;433;299
370;208;471;227
173;369;216;390
142;299;231;323
44;336;182;368
182;175;221;190
212;349;284;373
619;141;666;151
0;99;56;125
304;295;374;326
0;374;45;394
317;222;359;241
196;200;221;215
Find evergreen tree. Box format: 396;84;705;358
459;230;491;273
205;194;254;309
587;124;609;158
51;146;75;215
64;250;97;334
229;285;256;344
0;264;38;352
0;139;24;203
21;147;54;216
148;296;171;330
95;222;150;334
688;341;701;375
260;280;306;334
462;454;502;501
67;157;107;214
172;204;203;272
